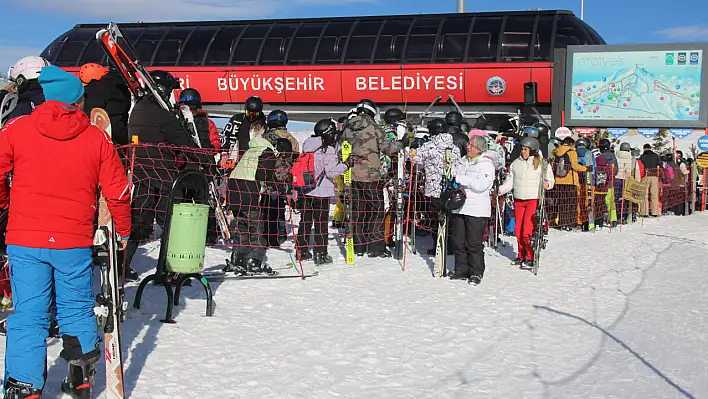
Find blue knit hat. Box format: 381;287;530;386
38;65;84;105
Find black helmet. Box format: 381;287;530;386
460;121;471;134
440;187;467;212
599;138;611;151
314;118;337;137
521;137;540;152
384;108;405;125
533;123;550;137
445;111;463;128
427;118;447;135
178;88;201;108
356;99;378;117
245;96;263;113
451;131;469;158
661;152;674;163
619;142;631;152
266;109;288;128
337;116;348;132
575;137;591;148
150;70;179;102
275;138;292;155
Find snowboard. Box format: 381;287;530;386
89;108;126;399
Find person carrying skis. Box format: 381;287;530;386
125;70;196;281
0;66;131;399
4;56;51;122
295;119;347;264
340;99;407;258
551;137;587;229
595;138;619;228
448;134;495;285
413;118;461;253
331;116;348;229
498;137;554;268
225;121;277;275
80;63;132;146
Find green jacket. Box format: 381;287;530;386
230;136;274;181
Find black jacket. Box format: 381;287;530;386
84;71;131;145
7;80;44;120
221;113;266;155
128;97;196;176
639;150;662;170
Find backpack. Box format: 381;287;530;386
594;154;610;191
291;152;323;195
555;152;571;178
662;162;675;185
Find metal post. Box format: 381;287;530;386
581;0;585;20
457;0;464;13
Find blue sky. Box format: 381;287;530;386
1;0;707;78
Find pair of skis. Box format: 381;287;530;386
434;149;453;277
530;159;550;276
341;141;355;264
88;108;127;398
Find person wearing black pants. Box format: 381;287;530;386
296;119;347;264
351;180;387;255
448;134;495;285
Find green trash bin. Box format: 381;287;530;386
166;203;210;274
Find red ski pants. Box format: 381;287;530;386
514;199;538;261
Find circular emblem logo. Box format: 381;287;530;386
486;76;506;96
691;53;699;62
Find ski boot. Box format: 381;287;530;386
61;352;98;399
367;248;391;258
468;275;482;286
511;258;524;266
223;251;247;275
524;260;535;269
297;248;313;261
313;252;333;266
246;259;276;276
4;378;42;399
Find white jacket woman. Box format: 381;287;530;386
498;152;555;198
447;134;495;285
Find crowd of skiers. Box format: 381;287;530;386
0;55;699;398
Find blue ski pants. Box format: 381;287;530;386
4;245;99;389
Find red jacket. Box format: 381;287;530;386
208;119;220;152
0;101;131;249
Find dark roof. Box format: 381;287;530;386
42;9;605;67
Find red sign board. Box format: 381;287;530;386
64;63;553;105
575;127;597;137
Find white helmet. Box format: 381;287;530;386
8;56;51;85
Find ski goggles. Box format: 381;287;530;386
246;111;261;121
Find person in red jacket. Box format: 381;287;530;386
0;65;131;398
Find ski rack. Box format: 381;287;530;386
133;170;214;323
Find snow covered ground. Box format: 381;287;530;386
3;213;708;398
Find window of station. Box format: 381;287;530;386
204;26;244;66
178;26;218;66
373;19;411;64
287;23;326;65
405;17;440;63
554;15;592;48
435;17;472;63
468;17;502;62
500;15;536;61
134;27;168;65
42;31;71;65
345;20;384;64
79;40;106;65
153;27;192;66
315;21;354;64
232;24;271;66
54;28;95;66
259;23;298;65
533;15;555;61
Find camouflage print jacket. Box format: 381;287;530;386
341;115;404;182
264;127;300;154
